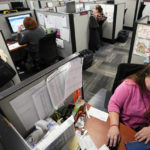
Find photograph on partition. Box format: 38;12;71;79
137;25;150;39
134;38;150;57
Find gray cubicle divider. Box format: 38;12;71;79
124;0;141;29
35;9;74;58
142;1;150;22
27;0;40;10
128;18;150;64
0;53;80;150
0;30;20;87
0;10;36;40
137;15;149;24
73;11;91;52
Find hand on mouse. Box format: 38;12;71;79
18;25;23;33
107;125;120;147
135;127;150;144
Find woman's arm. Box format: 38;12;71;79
107;112;120;147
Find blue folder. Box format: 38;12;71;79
125;141;150;150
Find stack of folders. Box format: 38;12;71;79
125;141;150;150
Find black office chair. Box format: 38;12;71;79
39;32;58;68
88;63;144;110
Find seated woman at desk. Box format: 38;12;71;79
107;63;150;147
17;17;46;70
93;5;106;46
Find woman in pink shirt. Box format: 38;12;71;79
107;63;150;147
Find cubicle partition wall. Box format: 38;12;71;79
142;1;150;22
128;16;150;64
35;9;74;58
27;0;40;10
73;11;91;52
0;10;35;40
0;30;20;86
0;53;81;150
96;3;125;42
124;0;141;29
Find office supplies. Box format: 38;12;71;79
125;141;150;150
6;13;31;33
88;107;108;122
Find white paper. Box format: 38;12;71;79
32;86;54;120
99;144;110;150
60;28;70;42
88;107;108;122
37;13;45;26
47;2;53;8
79;135;97;150
47;15;56;28
10;81;46;131
0;4;9;10
55;16;67;29
56;38;64;48
44;16;50;28
64;57;83;99
30;1;34;10
46;65;69;109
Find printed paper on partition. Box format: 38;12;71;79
134;38;150;57
137;25;150;39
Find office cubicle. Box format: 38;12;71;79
84;2;125;42
35;9;74;58
0;30;20;87
0;10;35;40
142;2;150;22
128;16;150;64
0;53;81;150
27;0;40;10
123;0;141;29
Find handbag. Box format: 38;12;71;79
0;58;16;87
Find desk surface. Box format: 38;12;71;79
85;106;136;150
7;41;27;52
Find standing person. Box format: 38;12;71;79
17;17;46;70
107;63;150;147
93;5;106;46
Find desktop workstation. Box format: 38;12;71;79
0;52;139;150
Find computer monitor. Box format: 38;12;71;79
6;13;31;34
11;2;23;9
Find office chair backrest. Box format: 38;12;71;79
39;32;58;66
112;63;144;94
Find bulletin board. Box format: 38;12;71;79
133;24;150;57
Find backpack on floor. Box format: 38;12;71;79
79;49;93;70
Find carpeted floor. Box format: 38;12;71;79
82;31;132;111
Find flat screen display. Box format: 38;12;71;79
6;13;31;33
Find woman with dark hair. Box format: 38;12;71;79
107;63;150;147
17;17;46;70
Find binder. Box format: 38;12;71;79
125;141;150;150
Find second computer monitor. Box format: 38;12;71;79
6;13;31;33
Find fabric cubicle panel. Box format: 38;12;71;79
32;10;73;58
73;11;90;52
142;2;150;21
0;30;20;85
0;10;35;40
137;16;149;24
124;0;140;28
114;3;125;39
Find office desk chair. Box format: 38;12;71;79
88;63;144;111
39;32;58;68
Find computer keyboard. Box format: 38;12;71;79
8;42;20;50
